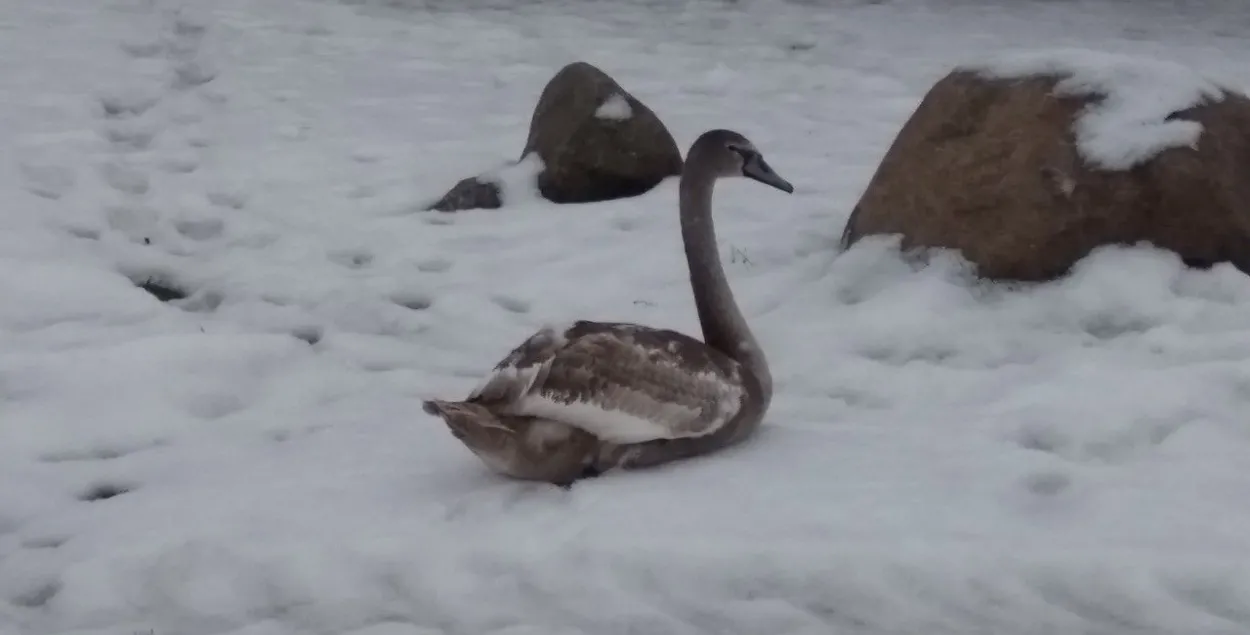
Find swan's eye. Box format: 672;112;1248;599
725;143;755;161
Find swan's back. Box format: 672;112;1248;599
468;320;752;444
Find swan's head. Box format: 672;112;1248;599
688;129;794;194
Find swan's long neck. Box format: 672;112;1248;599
679;166;773;401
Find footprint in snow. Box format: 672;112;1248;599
97;88;160;119
206;188;247;210
490;295;531;314
392;292;434;311
100;119;159;150
10;580;61;608
290;325;324;346
39;442;156;463
121;268;191;304
170;11;209;38
173;215;225;241
77;481;135;502
19;535;67;550
172;60;217;90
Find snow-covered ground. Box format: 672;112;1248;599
5;0;1250;633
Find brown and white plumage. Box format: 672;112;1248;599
467;320;747;444
423;129;794;486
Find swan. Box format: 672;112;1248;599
423;128;794;486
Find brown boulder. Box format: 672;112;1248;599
840;55;1250;281
426;61;683;211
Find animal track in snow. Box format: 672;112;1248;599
100;119;159;150
39;444;147;463
97;87;160;119
170;10;209;38
65;226;101;241
122;268;190;303
1015;422;1069;455
391;292;434;311
77;481;135;502
290;325;324;346
10;580;61;608
206;188;247;210
136;278;187;302
490;295;531;314
173;215;225;241
19;535;67;550
172;59;217;90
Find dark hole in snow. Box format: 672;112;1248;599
392;293;433;311
291;325;323;345
78;482;133;502
134;276;188;302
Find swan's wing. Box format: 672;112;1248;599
470;321;746;444
467;321;575;404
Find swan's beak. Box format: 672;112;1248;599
742;153;794;194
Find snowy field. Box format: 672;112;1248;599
6;0;1250;633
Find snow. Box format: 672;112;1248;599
594;93;633;120
4;0;1250;634
477;152;546;206
962;48;1231;170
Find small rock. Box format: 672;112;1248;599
425;176;502;212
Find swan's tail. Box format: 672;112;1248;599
422;399;512;436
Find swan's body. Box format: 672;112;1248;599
423;129;793;486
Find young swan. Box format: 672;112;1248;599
424;129;794;487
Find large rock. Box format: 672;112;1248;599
427;61;682;211
840;50;1250;281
